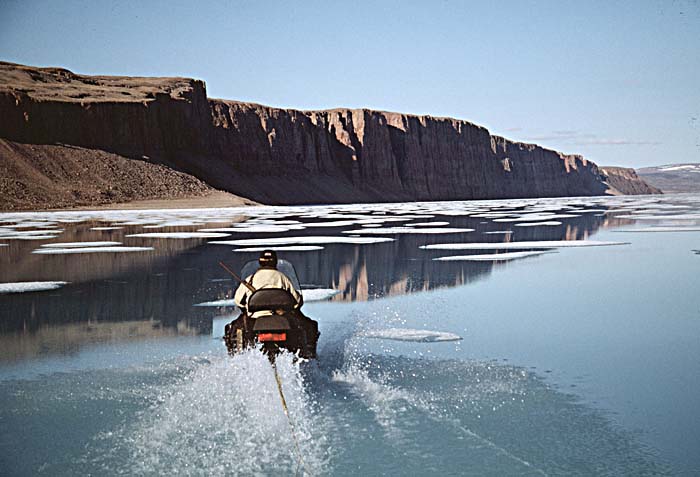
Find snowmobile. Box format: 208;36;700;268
223;259;319;360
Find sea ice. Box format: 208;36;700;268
302;288;341;301
420;240;629;250
612;227;700;233
193;299;237;307
0;281;68;294
433;251;550;261
210;236;395;246
404;221;451;227
32;246;154;254
125;232;231;239
483;231;513;234
492;213;579;222
341;227;474;235
513;221;562;227
90;226;124;231
40;241;122;248
197;226;300;233
0;235;60;240
361;328;462;342
232;245;325;252
143;221;205;228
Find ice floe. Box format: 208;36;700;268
0;234;60;240
420;240;629;250
193;299;237;307
90;226;123;231
513;221;562;227
492;213;579;222
125;232;231;239
405;221;451;227
433;251;550;261
232;245;324;252
33;246;154;254
341;227;474;235
0;281;68;294
302;288;341;301
483;231;513;234
201;225;305;233
210;236;394;246
613;227;700;233
40;241;122;248
361;328;462;342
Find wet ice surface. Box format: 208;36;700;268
33;246;154;254
0;281;68;294
434;251;551;261
361;328;462;342
421;240;629;250
40;241;123;248
1;193;700;475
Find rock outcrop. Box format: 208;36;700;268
0;61;660;208
600;167;663;195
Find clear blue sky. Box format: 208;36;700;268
1;0;698;168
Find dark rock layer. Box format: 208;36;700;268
0;62;661;207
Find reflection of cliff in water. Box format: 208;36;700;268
0;210;622;361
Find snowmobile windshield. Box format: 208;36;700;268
240;259;302;292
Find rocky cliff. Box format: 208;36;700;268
0;62;660;208
600;167;663;195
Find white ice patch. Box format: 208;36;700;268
40;241;122;248
613;213;700;221
492;213;579;222
613;227;700;233
341;227;474;235
433;251;550;261
483;231;513;234
0;235;59;240
361;328;462;342
0;281;68;294
233;245;325;252
193;299;237;307
125;232;231;239
302;288;341;301
33;246;154;254
90;226;123;231
198;225;302;233
210;236;394;246
404;221;451;227
142;221;204;228
421;240;629;250
513;221;562;227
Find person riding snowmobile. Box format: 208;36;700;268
225;250;319;358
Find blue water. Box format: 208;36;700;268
1;194;699;475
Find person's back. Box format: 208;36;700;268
233;251;302;318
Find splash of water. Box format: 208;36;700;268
93;350;330;476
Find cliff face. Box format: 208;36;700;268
600;167;663;195
0;62;660;207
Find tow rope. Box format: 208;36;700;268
272;361;312;476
